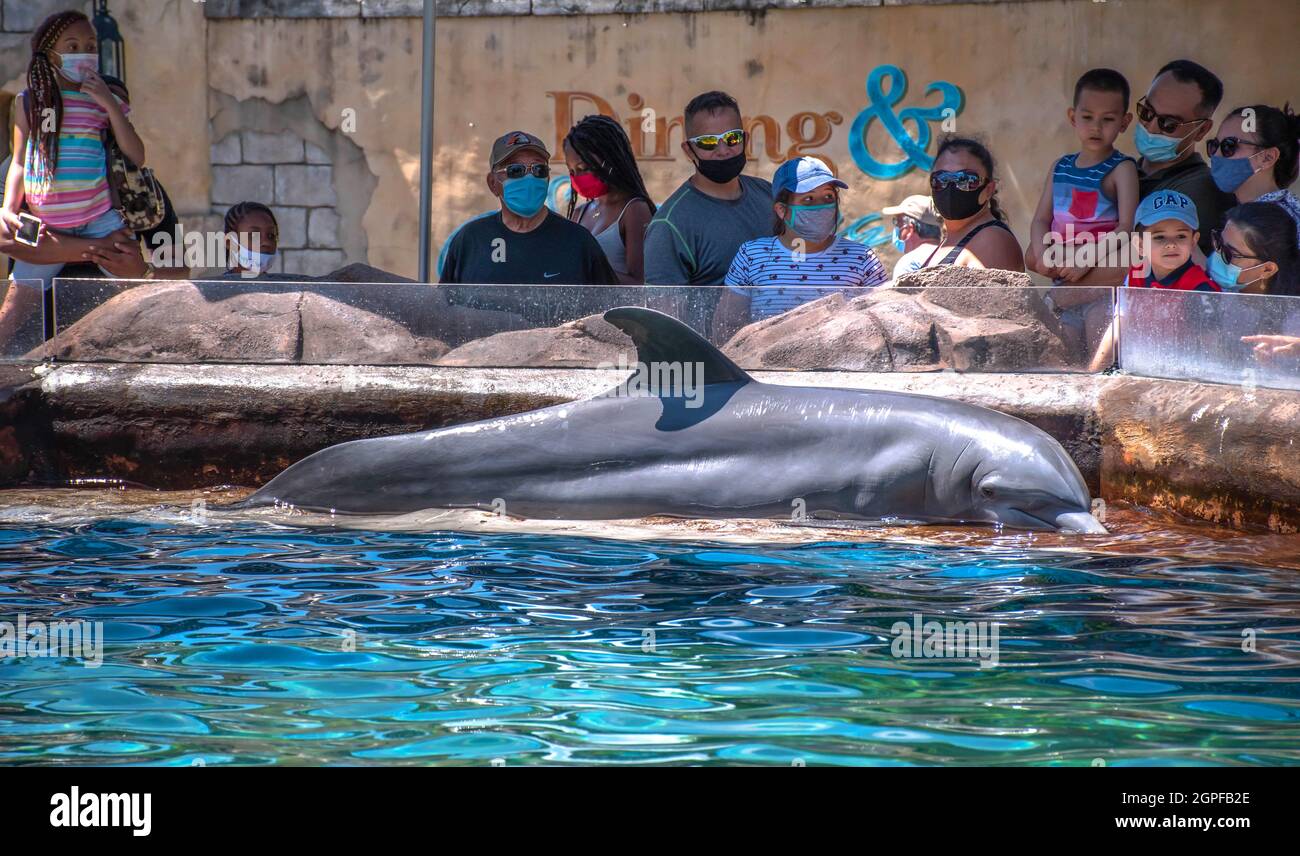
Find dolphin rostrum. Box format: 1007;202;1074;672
229;307;1106;533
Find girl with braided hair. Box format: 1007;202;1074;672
221;201;281;278
563;114;655;283
3;10;146;292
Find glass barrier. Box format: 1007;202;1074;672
0;280;50;363
42;278;1115;373
1117;288;1300;391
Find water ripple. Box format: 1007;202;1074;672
0;519;1297;766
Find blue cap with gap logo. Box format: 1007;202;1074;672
1135;190;1198;230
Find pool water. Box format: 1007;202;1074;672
1;518;1298;766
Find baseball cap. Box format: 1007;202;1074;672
489;130;550;169
882;194;940;228
1136;190;1198;230
772;156;848;197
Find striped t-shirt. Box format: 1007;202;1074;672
1049;149;1134;239
725;235;889;319
23;88;128;229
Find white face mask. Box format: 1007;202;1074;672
236;242;276;274
56;52;99;83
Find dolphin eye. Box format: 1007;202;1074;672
981;485;995;498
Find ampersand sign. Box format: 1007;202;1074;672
850;65;965;181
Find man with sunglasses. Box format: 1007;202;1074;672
644;92;776;332
1057;60;1234;296
1133;60;1235;257
440;130;616;294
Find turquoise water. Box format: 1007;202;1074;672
1;519;1298;766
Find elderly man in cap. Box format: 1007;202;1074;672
882;194;942;280
440;130;616;287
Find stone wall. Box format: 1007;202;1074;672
207;119;356;277
199;0;1024;18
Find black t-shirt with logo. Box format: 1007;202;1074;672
439;210;617;287
439;210;620;326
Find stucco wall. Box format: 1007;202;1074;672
205;0;1299;279
2;1;1298;279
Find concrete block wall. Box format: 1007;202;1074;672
208;131;348;277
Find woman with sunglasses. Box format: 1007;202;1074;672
563;115;656;284
917;137;1024;272
1208;104;1300;245
1208;202;1300;296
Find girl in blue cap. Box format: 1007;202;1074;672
713;156;887;339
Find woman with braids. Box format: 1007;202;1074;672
219;201;281;278
2;10;146;293
919;136;1024;272
1208;104;1300;245
563;114;654;283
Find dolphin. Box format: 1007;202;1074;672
228;307;1106;533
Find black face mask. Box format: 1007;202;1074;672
694;151;747;184
931;183;988;221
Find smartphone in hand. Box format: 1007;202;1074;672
15;213;42;247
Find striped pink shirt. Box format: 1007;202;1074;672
23;88;129;229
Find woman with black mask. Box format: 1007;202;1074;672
920;136;1025;272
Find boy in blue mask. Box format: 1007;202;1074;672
440;130;616;298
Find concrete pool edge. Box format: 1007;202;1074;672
2;363;1297;533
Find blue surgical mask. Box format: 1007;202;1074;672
1210;153;1261;193
784;203;839;242
891;227;907;254
237;242;276;274
1207;250;1265;292
1135;123;1192;164
57;52;99;83
502;175;549;217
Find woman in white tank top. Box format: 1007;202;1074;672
563;115;655;284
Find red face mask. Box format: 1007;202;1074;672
570;171;610;199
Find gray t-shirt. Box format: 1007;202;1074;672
643;174;776;285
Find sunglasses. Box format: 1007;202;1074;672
496;163;550;180
687;129;746;151
1211;228;1260;267
1206;136;1264;158
929;170;986;192
1135;97;1209;136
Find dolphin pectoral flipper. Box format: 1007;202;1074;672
603;307;752;386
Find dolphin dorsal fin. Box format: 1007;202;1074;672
603;307;752;386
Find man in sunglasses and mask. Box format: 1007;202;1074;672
643;91;775;335
440;130;616;292
1050;60;1234;300
1133;60;1235;258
